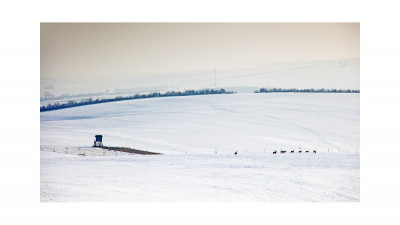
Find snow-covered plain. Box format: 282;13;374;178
40;93;360;201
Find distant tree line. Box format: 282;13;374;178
40;89;234;112
41;91;110;101
255;88;360;93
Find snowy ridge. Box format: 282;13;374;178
41;93;360;154
40;146;133;157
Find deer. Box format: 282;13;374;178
313;150;317;153
234;151;238;155
273;150;277;154
290;150;294;153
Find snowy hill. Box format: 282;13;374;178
41;93;359;154
40;58;359;98
40;93;360;201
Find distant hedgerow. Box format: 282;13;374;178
254;88;360;93
40;88;234;112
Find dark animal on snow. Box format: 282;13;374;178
280;150;286;154
298;150;302;153
273;150;277;154
313;150;317;153
305;150;309;153
290;150;294;153
234;151;238;155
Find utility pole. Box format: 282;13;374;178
214;68;217;87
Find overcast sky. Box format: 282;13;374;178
40;23;359;95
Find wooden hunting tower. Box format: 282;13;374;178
94;135;103;147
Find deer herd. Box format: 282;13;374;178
272;149;316;154
234;149;317;155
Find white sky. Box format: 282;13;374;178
41;23;359;79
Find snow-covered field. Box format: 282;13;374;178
40;93;360;201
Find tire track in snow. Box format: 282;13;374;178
206;101;339;150
267;115;339;150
